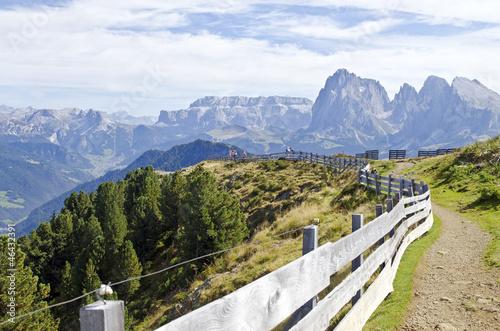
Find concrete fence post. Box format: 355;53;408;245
283;225;318;330
80;301;125;331
352;214;364;306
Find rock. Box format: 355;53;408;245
437;251;448;255
437;266;444;269
440;297;453;303
477;298;491;304
435;322;457;330
482;306;499;313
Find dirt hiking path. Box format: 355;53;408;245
391;162;500;330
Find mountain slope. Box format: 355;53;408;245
0;143;93;226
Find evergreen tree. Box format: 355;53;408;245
160;171;186;245
56;261;75;321
50;211;74;292
179;165;248;262
22;222;55;286
72;215;104;256
116;240;142;305
0;236;60;330
81;258;102;306
125;166;162;265
95;181;128;252
62;190;94;221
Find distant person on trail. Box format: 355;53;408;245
234;150;238;157
243;151;246;157
230;150;234;157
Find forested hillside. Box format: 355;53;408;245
7;165;247;330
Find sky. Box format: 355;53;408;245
0;0;499;117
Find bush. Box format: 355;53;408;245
275;160;290;170
478;184;500;203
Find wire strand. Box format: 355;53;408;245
1;222;316;325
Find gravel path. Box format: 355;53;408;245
390;161;500;330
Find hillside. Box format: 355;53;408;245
5;137;500;330
9;153;389;330
15;140;246;236
0;143;93;227
387;136;500;265
366;136;500;330
132;160;387;330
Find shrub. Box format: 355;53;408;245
478;184;500;203
232;181;242;190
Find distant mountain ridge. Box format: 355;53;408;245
293;69;500;154
157;96;313;133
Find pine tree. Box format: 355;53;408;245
81;258;102;306
0;236;60;330
116;240;142;305
179;165;248;262
125;166;162;265
22;222;55;286
62;190;94;221
56;261;75;321
95;181;128;252
160;171;186;245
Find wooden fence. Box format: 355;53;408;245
359;169;429;199
155;162;433;331
207;151;368;174
389;150;406;160
355;150;379;160
418;148;455;157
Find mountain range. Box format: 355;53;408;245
1;68;500;228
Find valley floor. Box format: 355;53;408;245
400;203;500;330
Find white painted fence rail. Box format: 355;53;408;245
156;165;433;331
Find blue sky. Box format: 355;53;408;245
0;0;499;116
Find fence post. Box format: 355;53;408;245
80;301;125;331
399;176;404;198
387;199;394;238
283;225;318;330
352;214;364;305
375;173;380;194
376;205;385;270
387;174;392;198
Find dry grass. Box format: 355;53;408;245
142;159;388;330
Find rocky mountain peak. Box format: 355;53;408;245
158;95;313;132
451;77;500;111
394;83;418;102
307;69;391;136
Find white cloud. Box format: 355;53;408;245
0;0;499;115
